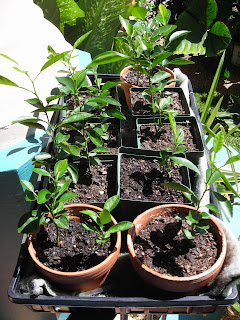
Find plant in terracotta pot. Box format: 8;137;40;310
19;160;133;291
127;132;240;293
117;3;194;109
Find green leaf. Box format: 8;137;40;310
157;4;171;25
54;159;68;180
73;31;92;48
184;229;195;239
20;180;35;193
12;121;45;130
41;51;71;71
225;154;240;166
168;58;194;65
201;51;225;124
197;220;210;230
152;52;172;68
87;51;129;67
232;302;240;313
131;7;147;20
67;164;79;184
56;76;75;92
56;176;71;199
188;210;202;223
104;109;126;120
170;156;200;175
53;202;64;214
205;96;224;130
168;30;190;43
17;210;40;233
213;131;224;154
59;112;94;126
206;22;231;57
91;147;109;153
0;75;19;87
206;168;221;185
205;204;219;214
0;53;18;64
59;192;76;202
46;94;65;103
105;221;134;237
56;132;70;144
87;130;102;146
80;210;99;224
61;141;81;156
81;223;100;235
32;168;51;177
152;71;170;83
87;96;121;106
37;189;51;204
102;81;122;91
162;182;198;200
214;191;233;222
56;0;85;33
100;209;112;226
25;98;44;109
54;215;69;229
103;195;120;212
34;152;52;161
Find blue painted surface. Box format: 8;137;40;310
75;49;92;69
0;130;48;183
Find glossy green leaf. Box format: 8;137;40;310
105;221;134;237
104;109;126;120
81;223;100;235
17;210;40;233
87;130;102;146
232;302;240;313
56;132;70;144
34;152;52;161
157;4;171;25
152;52;172;68
60;112;94;126
213;131;224;154
91;147;109;154
225;154;240;166
59;192;76;202
131;7;147;20
25;98;44;109
184;229;195;239
56;176;71;199
20;180;35;193
41;51;71;71
0;75;19;87
56;76;75;92
162;182;198;199
37;189;52;204
54;215;69;229
53;202;64;214
46;94;65;103
205;204;219;214
81;209;99;224
87;51;129;67
206;169;221;185
73;31;92;48
170;156;200;175
152;71;170;83
103;195;120;213
100;209;112;226
25;191;37;202
214;191;233;222
87;96;120;106
67;164;79;184
54;159;68;180
0;53;18;64
168;58;194;65
32;168;51;177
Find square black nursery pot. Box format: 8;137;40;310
136;116;204;155
130;87;190;118
117;147;191;221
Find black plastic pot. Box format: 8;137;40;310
136;116;204;155
130;87;190;118
117;147;191;221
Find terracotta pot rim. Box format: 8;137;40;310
127;203;227;282
28;203;121;277
120;65;176;87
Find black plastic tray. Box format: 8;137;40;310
7;76;239;314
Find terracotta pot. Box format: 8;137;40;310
28;203;121;291
120;65;176;111
127;204;227;293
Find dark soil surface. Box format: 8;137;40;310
131;91;186;116
68;159;117;203
120;157;185;203
88;119;120;154
134;214;219;277
138;123;198;152
123;69;171;87
35;219;115;272
66;87;119;114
